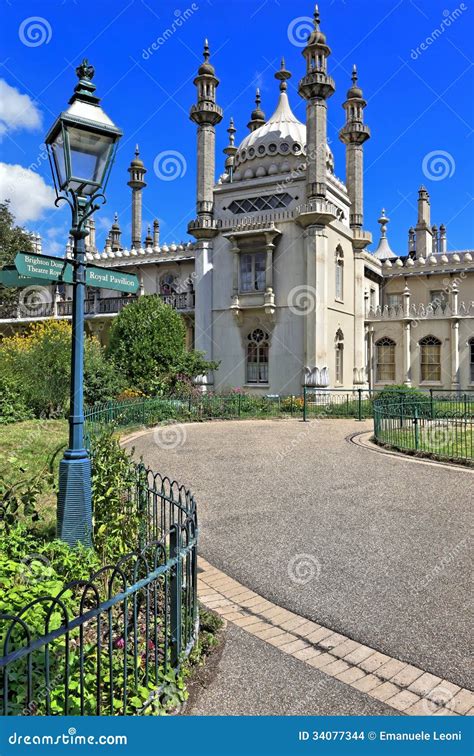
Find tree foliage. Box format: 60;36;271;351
0;200;34;309
0;321;124;419
107;295;216;394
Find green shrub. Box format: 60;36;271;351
376;384;431;417
0;376;32;424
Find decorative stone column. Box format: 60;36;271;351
353;252;366;385
302;224;328;383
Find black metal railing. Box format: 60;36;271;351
0;409;198;716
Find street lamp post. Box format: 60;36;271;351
45;60;122;546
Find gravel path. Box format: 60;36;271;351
127;419;472;689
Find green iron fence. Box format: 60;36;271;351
84;388;474;430
0;413;198;715
373;395;474;463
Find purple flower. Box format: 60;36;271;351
114;637;125;649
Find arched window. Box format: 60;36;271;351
469;338;474;383
335;329;344;384
247;328;269;384
335;246;344;301
419;336;442;382
160;273;178;296
376;337;396;382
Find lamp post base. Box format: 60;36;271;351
57;452;92;547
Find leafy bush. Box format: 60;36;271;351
0;321;123;418
89;429;142;564
107;295;217;395
0;376;32;424
376;384;431;416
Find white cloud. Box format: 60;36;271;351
0;79;42;139
0;162;55;223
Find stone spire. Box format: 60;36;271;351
145;224;153;248
110;212;122;252
127;145;147;249
223;117;238;181
247;89;266;132
86;218;96;253
298;5;335;200
373;209;397;260
188;39;223;238
153;219;160;248
415;185;432;258
339;65;371;230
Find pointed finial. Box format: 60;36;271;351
255;88;261;107
314;4;320;28
227;117;236;145
352;64;358;84
203;38;210;62
378;208;389;237
76;59;94;81
135;144;140;157
114;212;118;223
275;58;291;91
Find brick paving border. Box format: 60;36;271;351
198;558;473;717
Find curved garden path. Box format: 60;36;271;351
125;419;472;693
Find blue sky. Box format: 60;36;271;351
0;0;473;256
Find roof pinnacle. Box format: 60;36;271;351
203;38;210;62
314;4;320;28
275;58;291;92
352;64;358;85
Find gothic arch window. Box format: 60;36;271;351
335;329;344;384
160;273;178;296
335;246;344;301
247;328;269;384
376;337;396;382
419;335;442;382
469;338;474;383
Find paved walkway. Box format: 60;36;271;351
125;419;472;714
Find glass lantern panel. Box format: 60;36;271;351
51;132;67;189
67;126;114;187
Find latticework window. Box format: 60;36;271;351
247;328;269;384
419;336;441;382
376;337;396;382
229;193;293;215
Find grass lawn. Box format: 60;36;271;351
378;420;474;461
0;419;68;535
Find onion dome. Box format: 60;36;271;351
346;65;363;99
198;39;215;75
247;89;266;132
130;144;144;167
307;4;327;47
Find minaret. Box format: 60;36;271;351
127;145;147;249
110;213;121;252
223;118;238;181
298;5;335;200
153;219;160;248
415;186;432;258
439;223;447;253
408;227;416;255
247;89;266;132
145;224;153;248
188;39;223;233
339;65;371;229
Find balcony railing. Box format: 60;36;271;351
366;301;474;321
0;292;195;322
